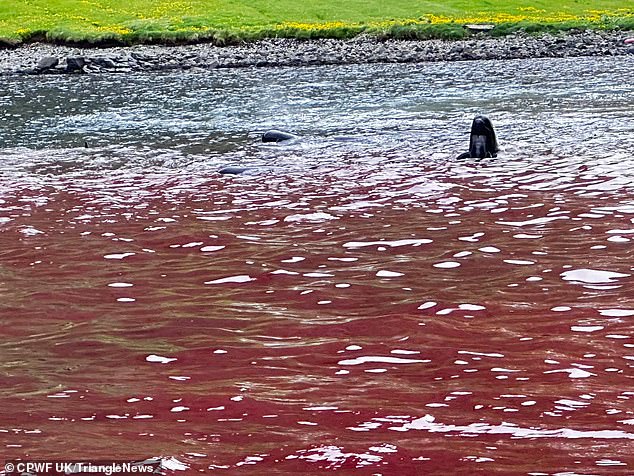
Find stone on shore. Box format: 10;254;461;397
1;30;632;76
36;56;58;72
66;56;86;72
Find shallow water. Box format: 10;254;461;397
1;56;634;474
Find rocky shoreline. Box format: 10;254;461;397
1;29;633;75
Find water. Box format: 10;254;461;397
1;55;634;474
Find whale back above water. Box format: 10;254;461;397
262;129;296;143
219;129;296;174
218;166;249;175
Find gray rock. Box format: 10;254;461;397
66;56;86;72
90;57;117;69
0;30;633;76
36;56;58;71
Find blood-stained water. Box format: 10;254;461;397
1;56;634;474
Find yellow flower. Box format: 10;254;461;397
94;25;132;35
272;9;632;37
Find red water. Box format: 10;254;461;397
2;161;634;475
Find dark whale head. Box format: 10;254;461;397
468;116;498;159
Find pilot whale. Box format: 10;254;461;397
219;129;296;174
261;129;296;143
456;116;499;160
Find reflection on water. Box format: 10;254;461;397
1;55;634;474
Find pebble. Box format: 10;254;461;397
0;30;632;75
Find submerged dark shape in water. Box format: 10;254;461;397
456;116;499;159
261;129;296;143
220;129;296;175
219;166;250;175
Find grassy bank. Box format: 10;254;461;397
1;0;633;46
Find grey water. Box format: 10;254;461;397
0;55;632;179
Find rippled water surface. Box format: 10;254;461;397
1;56;634;474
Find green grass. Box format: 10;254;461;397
0;0;632;46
